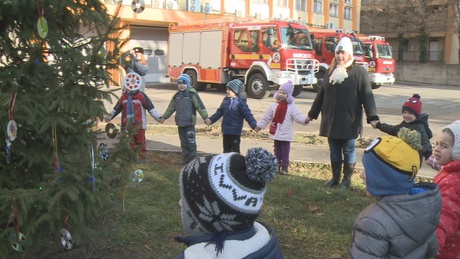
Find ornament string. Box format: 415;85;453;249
61;196;69;228
35;0;44;18
8;93;17;121
89;145;96;192
52;124;60;170
11;195;21;241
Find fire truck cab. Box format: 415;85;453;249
168;19;318;99
359;35;396;89
309;28;367;91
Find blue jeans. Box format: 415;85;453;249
328;138;356;164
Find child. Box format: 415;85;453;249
374;94;433;161
204;79;258;154
121;47;149;92
349;128;442;258
255;81;309;175
174;147;284;258
432;120;460;258
105;72;162;163
161;73;208;165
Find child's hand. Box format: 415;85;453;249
204;119;212;126
104;115;111;123
254;126;261;132
159;118;165;124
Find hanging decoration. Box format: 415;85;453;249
5;92;17;164
99;143;109;161
59;198;73;250
105;123;118;139
35;0;48;39
131;0;145;14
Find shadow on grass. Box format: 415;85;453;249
12;151;373;259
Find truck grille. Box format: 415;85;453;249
286;59;319;74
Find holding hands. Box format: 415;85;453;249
204;118;212;126
370;120;379;129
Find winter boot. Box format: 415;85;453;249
280;166;289;175
324;161;342;187
338;163;355;189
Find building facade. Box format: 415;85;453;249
104;0;362;84
360;0;460;65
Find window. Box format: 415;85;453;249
234;29;250;52
345;0;352;4
314;0;323;14
296;0;306;11
275;0;288;7
344;6;352;20
330;3;338;17
252;0;268;3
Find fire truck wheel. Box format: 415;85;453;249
185;70;207;91
247;74;269;99
292;85;303;97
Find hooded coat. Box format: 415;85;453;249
348;183;442;258
434;160;460;258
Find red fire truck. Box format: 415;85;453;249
359;35;396;89
308;28;367;91
168;18;319;99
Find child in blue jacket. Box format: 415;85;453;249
205;79;258;153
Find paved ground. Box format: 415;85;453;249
100;81;460;179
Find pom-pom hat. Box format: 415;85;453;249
362;128;422;196
179;147;278;236
335;37;354;57
402;94;422;117
177;74;191;89
274;80;295;103
227;79;244;94
443;120;460;161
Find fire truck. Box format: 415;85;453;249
168;18;319;99
308;28;367;91
358;35;396;89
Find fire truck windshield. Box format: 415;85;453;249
351;39;364;56
376;44;393;59
280;26;313;50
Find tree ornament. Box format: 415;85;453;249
131;0;145;13
99;143;109;161
105;123;119;139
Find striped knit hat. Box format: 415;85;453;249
227;79;244;94
178;74;191;89
179;148;278;237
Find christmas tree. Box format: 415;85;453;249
0;0;133;254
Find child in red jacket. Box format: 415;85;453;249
105;72;162;163
433;120;460;258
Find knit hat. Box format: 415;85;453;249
226;79;244;94
402;94;422;117
335;37;353;57
133;47;144;54
177;74;191;89
443;120;460;161
124;72;142;91
274;80;295;104
362;128;422;196
179;147;278;237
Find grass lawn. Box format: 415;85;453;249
18;149;376;259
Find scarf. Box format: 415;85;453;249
126;91;137;124
329;58;354;85
269;101;287;135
